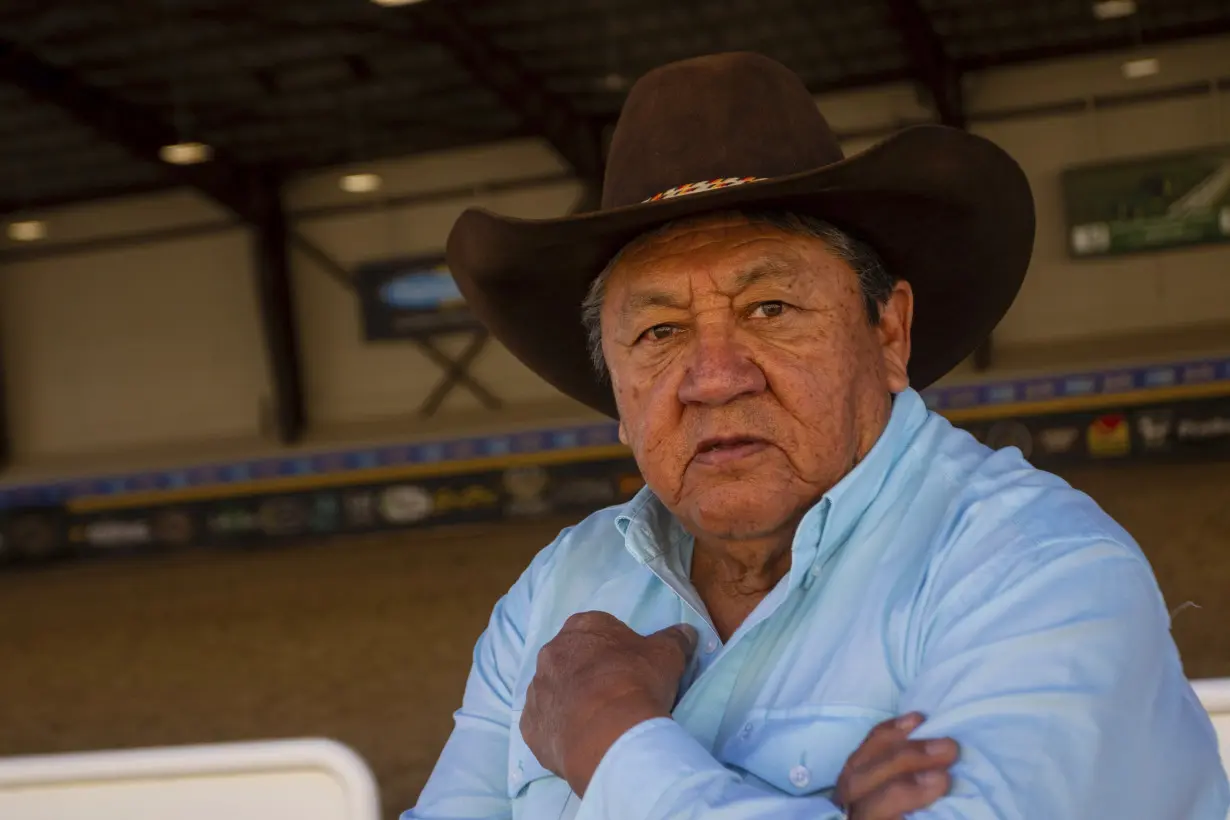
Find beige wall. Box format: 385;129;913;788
2;37;1229;470
970;37;1230;347
0;192;270;464
285;139;586;429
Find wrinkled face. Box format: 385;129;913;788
601;214;914;542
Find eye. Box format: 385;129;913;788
750;300;787;318
637;324;679;343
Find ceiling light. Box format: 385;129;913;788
340;172;383;193
371;0;427;6
1093;0;1136;20
7;220;47;242
159;142;214;165
1122;57;1160;79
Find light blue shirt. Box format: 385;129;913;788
407;389;1229;820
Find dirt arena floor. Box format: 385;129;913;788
1;461;1228;818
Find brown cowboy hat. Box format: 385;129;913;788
446;51;1035;418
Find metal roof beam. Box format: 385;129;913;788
0;38;261;220
885;0;966;128
410;3;606;192
0;39;309;442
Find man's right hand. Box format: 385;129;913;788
834;713;959;819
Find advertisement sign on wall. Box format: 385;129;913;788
1062;145;1230;257
354;255;480;339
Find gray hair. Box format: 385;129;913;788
579;210;896;380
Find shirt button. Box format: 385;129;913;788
705;639;718;653
740;721;755;739
789;764;811;789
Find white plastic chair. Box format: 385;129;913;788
1193;677;1230;812
0;738;380;820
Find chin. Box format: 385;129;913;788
682;483;801;540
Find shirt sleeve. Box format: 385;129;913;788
574;538;1229;820
575;718;847;820
403;529;568;820
898;538;1229;819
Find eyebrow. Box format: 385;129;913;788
732;258;801;290
617;257;804;322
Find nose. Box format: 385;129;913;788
676;327;766;407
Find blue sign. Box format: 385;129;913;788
380;269;465;311
355;255;479;339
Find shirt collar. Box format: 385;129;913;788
616;389;929;581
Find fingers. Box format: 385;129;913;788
837;713;958;816
843;713;924;773
648;623;699;663
846;732;959;796
561;610;625;633
849;768;952;820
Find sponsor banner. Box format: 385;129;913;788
6;390;1230;571
354;255;481;340
1062;145;1230;257
0;459;643;569
922;357;1230;415
0;506;69;563
968;395;1230;465
3;356;1228;512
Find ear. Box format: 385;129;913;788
877;280;913;393
618;420;629;445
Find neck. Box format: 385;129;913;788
690;526;797;641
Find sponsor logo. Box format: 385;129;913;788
1023;381;1057;401
1063;376;1097;396
343;492;377;528
515;432;547;452
434;484;499;515
7;513;60;558
316;453;346;473
581;426;618;447
1183;363;1217;383
987;384;1017;404
447;439;479;460
84;519;152;548
1087;414;1130;457
258;497;310;536
310;493;341;533
1143;367;1177;388
380;485;435;524
1102;373;1134;393
1176;416;1230;441
551;478;617;508
1037;426;1081;454
1070;222;1110;255
207;506;259;536
617;474;646;497
152;509;195;546
1134;410;1173;451
503;466;551;517
947;388;979;408
983;420;1033;459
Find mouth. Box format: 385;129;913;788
692;436;771;466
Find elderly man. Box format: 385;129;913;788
407;53;1228;820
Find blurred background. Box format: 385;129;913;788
1;0;1229;816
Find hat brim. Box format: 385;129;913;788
446;125;1035;418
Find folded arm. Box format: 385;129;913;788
403;531;569;820
574;540;1228;820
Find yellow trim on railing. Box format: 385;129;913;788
941;381;1230;423
67;443;633;513
59;379;1230;515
